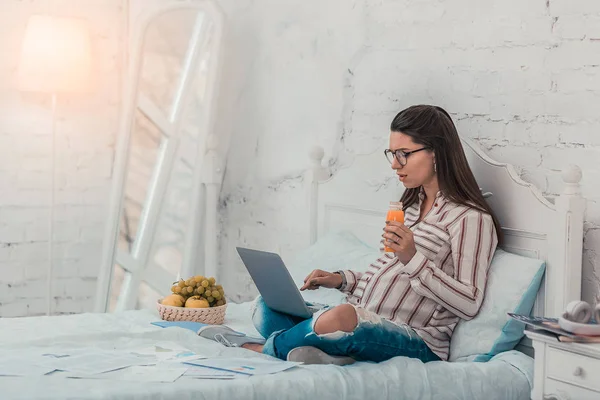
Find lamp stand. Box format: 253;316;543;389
48;93;57;316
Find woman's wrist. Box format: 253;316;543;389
334;271;346;289
397;249;417;265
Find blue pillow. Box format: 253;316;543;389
449;249;546;362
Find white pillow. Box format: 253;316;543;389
287;230;380;306
449;248;546;362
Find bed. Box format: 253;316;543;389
0;133;585;400
0;302;532;400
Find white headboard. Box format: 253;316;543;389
306;137;585;321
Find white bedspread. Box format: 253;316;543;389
0;302;533;400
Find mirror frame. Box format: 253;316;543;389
94;1;225;313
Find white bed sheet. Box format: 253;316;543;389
0;302;533;400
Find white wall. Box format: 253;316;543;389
0;0;124;316
1;0;599;315
217;0;600;306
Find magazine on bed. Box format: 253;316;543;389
508;313;600;343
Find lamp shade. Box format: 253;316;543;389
17;15;93;93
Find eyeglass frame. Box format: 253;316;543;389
384;147;431;166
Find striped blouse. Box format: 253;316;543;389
339;190;498;361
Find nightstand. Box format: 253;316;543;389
525;330;600;400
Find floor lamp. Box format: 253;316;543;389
17;15;93;316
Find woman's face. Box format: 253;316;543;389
389;131;436;189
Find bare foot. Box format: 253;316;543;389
242;343;264;353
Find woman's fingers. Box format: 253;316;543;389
382;229;403;244
300;277;323;291
383;238;401;252
301;270;326;291
395;224;412;234
383;223;412;241
301;271;316;289
302;274;311;284
382;234;402;248
300;279;313;291
308;277;325;290
382;233;396;245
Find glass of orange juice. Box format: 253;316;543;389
384;201;404;252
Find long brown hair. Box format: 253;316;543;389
391;105;502;244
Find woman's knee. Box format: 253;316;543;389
251;296;269;330
314;304;358;335
252;295;267;313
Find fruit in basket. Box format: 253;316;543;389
167;275;226;307
161;294;186;307
185;296;210;308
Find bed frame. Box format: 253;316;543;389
306;137;585;355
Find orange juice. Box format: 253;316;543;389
384;201;404;252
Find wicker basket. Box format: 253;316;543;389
157;299;227;325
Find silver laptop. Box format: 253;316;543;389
236;247;326;318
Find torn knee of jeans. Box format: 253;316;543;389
306;325;353;341
354;306;384;325
314;330;352;340
308;306;361;340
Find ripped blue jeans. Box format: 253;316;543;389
251;296;440;363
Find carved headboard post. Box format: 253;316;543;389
199;134;223;281
547;164;585;317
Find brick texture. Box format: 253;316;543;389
0;0;122;316
218;0;600;306
2;0;599;314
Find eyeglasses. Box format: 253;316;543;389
384;147;430;166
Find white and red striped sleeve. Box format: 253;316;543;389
338;270;364;294
401;210;497;320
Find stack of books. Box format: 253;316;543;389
509;313;600;343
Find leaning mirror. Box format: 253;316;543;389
94;2;224;313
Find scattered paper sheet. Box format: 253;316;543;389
45;351;152;375
184;366;249;380
67;365;189;383
1;347;294;381
119;365;188;382
129;342;205;364
0;343;205;378
0;363;56;377
185;357;301;376
0;352;57;377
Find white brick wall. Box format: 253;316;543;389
217;0;600;306
0;0;123;316
1;0;599;315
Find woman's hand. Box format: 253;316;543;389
383;221;417;264
300;269;343;291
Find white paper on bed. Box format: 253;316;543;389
65;365;189;383
129;342;206;364
45;351;155;375
184;366;248;379
15;342;205;378
185;357;301;376
0;350;74;377
0;352;56;377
